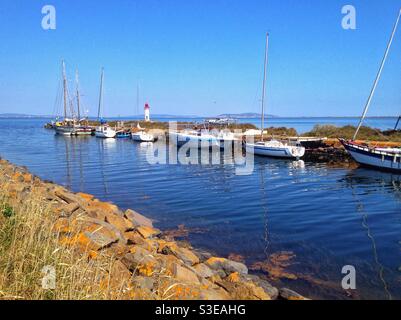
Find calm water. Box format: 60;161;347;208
1;118;401;300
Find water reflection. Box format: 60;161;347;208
343;168;401;300
342;168;401;201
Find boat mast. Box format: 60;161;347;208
62;60;68;120
260;33;269;142
353;9;401;140
136;83;140;116
97;67;104;121
75;70;81;121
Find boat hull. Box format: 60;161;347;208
246;143;305;159
55;126;74;135
132;132;155;142
341;139;401;173
170;132;220;148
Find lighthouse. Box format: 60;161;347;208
144;103;150;122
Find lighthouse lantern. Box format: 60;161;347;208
144;103;150;122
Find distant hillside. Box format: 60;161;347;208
216;113;276;119
0;113;52;119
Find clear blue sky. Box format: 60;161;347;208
1;0;401;117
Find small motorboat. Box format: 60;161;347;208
246;140;306;159
95;125;116;138
132;131;155;142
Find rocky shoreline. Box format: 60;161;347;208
0;157;308;300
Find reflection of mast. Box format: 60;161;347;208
97;139;109;195
64;138;72;188
350;181;392;300
258;161;271;261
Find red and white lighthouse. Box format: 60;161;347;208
144;103;150;122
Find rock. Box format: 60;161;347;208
193;263;216;278
245;274;279;300
54;188;81;204
205;257;248;276
124;230;146;245
59;225;120;252
104;212;135;233
59;202;80;216
82;229;119;251
192;249;213;262
136;226;161;239
86;200;122;216
161;244;199;266
79;216;127;245
226;272;241;283
279;288;309;300
121;247;159;276
107;259;132;291
76;192;94;201
216;280;271;300
131;275;155;291
124;209;153;227
172;263;200;284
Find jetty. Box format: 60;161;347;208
0;157;308;300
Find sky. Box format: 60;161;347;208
1;0;401;117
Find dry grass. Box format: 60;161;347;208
0;190;124;300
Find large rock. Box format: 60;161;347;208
124;209;153;228
171;263;200;284
103;212;135;233
121;247;159;276
216;280;271;300
193;263;216;278
279;288;309;300
205;257;248;276
243;274;279;300
161;244;199;266
124;230;146;245
136;226;161;239
54;188;82;204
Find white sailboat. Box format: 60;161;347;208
246;33;305;159
341;10;401;173
95;68;116;139
132;123;155;142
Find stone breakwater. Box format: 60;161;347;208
0;157;308;300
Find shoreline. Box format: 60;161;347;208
0;156;308;300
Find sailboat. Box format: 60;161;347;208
95;68;116;139
73;70;94;135
132;123;155;142
55;60;76;136
340;10;401;173
246;33;305;159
